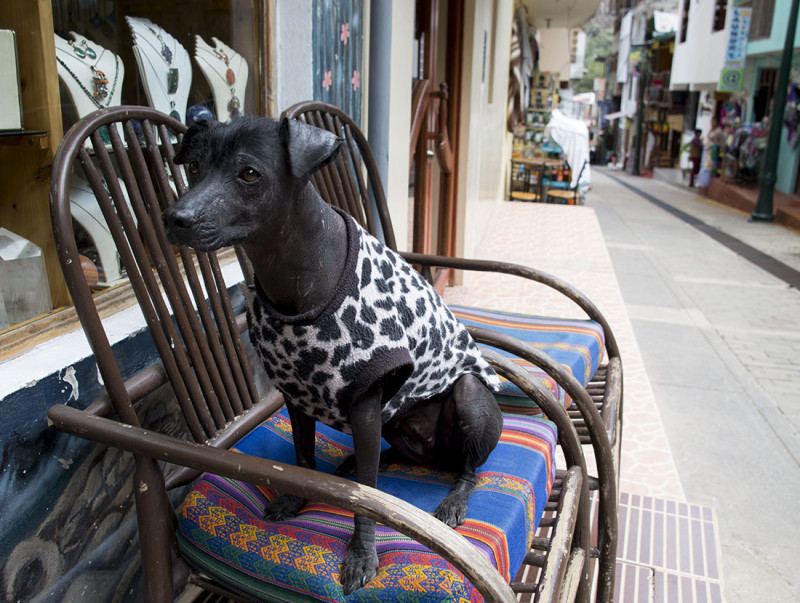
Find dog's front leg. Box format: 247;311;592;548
264;402;316;520
340;388;382;595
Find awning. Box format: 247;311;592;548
603;111;628;121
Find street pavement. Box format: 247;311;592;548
587;169;800;602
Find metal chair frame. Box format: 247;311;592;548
282;101;621;602
47;105;594;602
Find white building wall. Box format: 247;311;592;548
569;30;587;80
670;0;730;89
274;2;314;113
383;4;414;251
538;27;572;79
456;0;515;259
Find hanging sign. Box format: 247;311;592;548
719;7;752;92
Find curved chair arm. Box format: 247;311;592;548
401;251;621;359
481;349;592;600
47;404;516;603
476;328;618;594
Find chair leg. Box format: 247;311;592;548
134;456;174;602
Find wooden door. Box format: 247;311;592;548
409;0;462;291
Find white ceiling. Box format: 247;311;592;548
521;0;603;29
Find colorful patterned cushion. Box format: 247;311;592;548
449;305;605;415
177;408;557;601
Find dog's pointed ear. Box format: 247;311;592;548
279;117;343;181
175;119;216;164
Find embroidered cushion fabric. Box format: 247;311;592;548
177;409;557;602
449;306;605;415
245;209;500;434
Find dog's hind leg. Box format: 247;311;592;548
434;374;503;528
263;402;316;521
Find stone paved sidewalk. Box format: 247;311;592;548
588;170;800;602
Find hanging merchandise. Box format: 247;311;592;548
785;78;800;149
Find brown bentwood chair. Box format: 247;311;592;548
47;105;594;601
281;100;621;603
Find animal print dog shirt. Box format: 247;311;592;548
245;208;500;434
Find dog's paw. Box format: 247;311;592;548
263;493;305;521
340;545;379;595
434;494;468;528
335;454;357;477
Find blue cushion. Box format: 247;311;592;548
450;305;605;414
177;408;557;601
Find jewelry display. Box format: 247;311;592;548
54;32;124;118
194;35;248;121
125;16;192;123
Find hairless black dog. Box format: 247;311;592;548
163;116;503;594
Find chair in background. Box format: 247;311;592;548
544;161;588;205
282;100;622;603
510;158;546;202
47;105;593;602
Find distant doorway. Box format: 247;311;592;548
754;67;778;122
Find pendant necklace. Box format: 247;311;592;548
56;43;119;108
142;25;181;120
212;48;241;118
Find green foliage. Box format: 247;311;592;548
574;23;613;94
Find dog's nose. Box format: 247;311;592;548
163;209;192;231
162;205;197;242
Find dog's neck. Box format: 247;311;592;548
242;183;348;317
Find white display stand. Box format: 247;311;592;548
125;16;192;123
54;32;124;117
194;35;248;121
54;33;131;287
0;30;23;130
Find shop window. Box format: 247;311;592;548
712;0;728;32
0;0;269;347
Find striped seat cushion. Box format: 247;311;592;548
177;408;557;602
450;305;605;415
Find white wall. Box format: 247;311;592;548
537;27;571;79
456;0;514;259
383;2;414;251
274;1;313;113
569;30;587;80
670;0;729;88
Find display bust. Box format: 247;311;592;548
54;32;124;118
125;16;192;123
194;35;248;121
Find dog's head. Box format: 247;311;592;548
163;116;342;251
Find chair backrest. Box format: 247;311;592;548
50;106;259;444
280;101;399;250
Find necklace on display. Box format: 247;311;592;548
55;45;119;108
198;46;242;118
141;25;180;96
135;45;181;120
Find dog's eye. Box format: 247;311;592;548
239;168;261;183
188;161;200;175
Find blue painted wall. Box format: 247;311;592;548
0;286;250;600
312;0;364;126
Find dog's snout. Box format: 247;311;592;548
162;204;200;245
163;207;193;230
